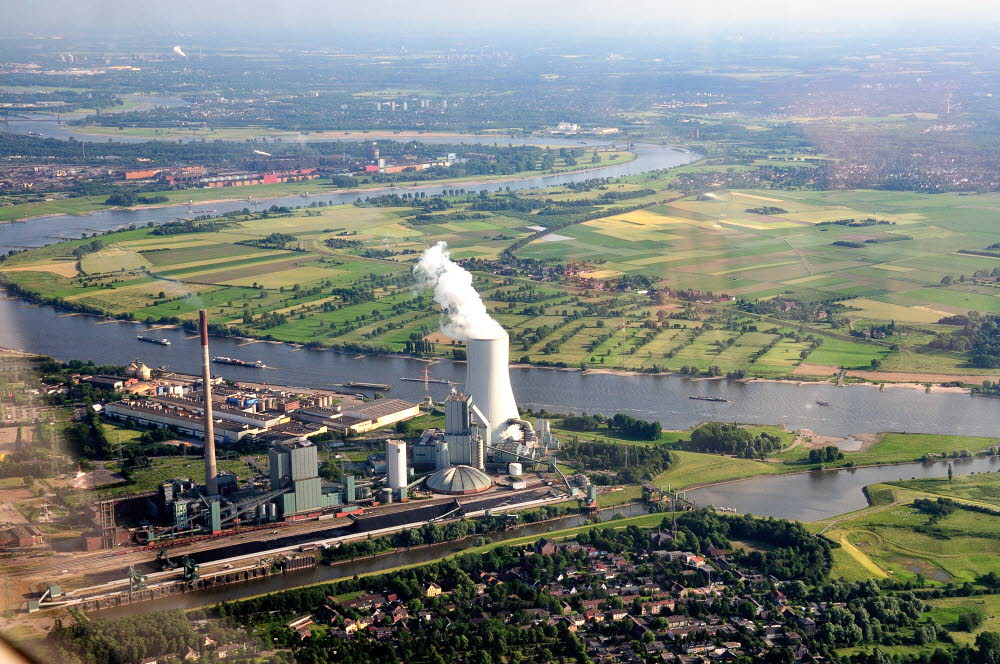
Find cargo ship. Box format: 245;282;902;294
137;335;171;346
344;381;390;391
400;377;453;385
213;356;266;369
689;395;729;403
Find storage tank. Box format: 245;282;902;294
386;440;407;491
466;331;520;443
508;462;523;476
267;503;277;521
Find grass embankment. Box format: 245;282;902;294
776;432;999;467
820;473;1000;585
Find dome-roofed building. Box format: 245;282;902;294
425;465;492;495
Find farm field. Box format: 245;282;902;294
5;183;1000;380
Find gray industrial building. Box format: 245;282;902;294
443;392;487;469
268;438;341;517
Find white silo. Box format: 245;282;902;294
434;439;450;470
466;331;520;443
386;440;407;492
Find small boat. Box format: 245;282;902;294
816;400;830;407
689;396;729;403
213;356;266;368
400;377;452;384
137;335;171;346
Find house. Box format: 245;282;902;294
665;615;688;629
426;582;443;597
795;614;817;634
341;593;385;610
535;538;557;556
370;626;394;640
183;646;199;661
217;643;242;659
344;618;370;634
286;615;315;640
608;608;629;622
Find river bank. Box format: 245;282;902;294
583;366;987;391
0;149;638;225
0;306;986;393
4;297;1000;438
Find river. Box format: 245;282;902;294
686;455;1000;521
1;295;997;436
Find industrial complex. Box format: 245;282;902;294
63;312;568;570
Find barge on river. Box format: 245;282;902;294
213;356;266;369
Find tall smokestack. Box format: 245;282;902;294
199;309;218;496
466;331;520;443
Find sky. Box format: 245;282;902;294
7;0;1000;41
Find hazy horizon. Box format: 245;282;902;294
6;0;1000;44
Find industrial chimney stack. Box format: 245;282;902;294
199;309;219;496
465;331;520;443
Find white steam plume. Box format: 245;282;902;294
414;241;504;340
172;45;188;57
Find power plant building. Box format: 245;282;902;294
444;393;486;470
425;465;492;495
268;438;340;517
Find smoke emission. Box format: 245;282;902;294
172;45;187;57
414;241;504;340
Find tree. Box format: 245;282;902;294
959;609;987;632
948;462;954;483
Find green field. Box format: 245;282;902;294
6;183;1000;380
775;432;1000;467
100;456;259;496
821;474;1000;586
891;473;1000;508
928;595;1000;645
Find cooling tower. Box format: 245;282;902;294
466;331;520;443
